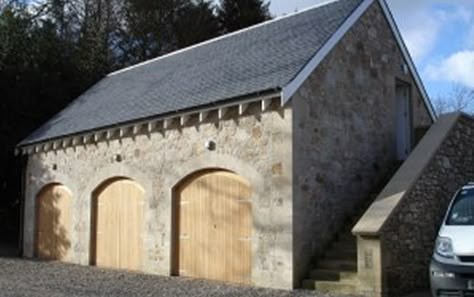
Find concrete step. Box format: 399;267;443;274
315;280;357;294
302;279;357;294
309;269;358;281
331;240;357;250
333;239;357;250
316;259;357;271
327;244;357;255
324;249;357;261
301;166;400;293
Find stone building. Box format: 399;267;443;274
18;0;450;295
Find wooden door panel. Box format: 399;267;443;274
36;185;72;261
95;182;119;268
94;179;144;270
178;198;191;277
120;180;143;270
37;191;54;260
176;170;252;284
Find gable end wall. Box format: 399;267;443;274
291;1;433;285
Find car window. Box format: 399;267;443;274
447;188;474;226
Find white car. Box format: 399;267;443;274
430;183;474;297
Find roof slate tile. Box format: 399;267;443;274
21;0;363;145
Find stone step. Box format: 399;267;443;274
315;280;357;294
301;164;401;293
316;259;357;271
302;279;357;294
324;249;357;261
333;239;357;250
309;269;358;281
328;244;357;255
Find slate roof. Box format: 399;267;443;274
21;0;363;146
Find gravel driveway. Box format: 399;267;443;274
0;257;357;297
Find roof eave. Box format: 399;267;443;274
17;89;282;153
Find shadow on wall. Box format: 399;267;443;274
35;181;72;261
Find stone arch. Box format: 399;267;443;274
163;154;265;280
90;177;146;270
80;163;153;266
171;168;253;283
24;170;78;260
92;176;146;197
83;163;153;197
167;154;264;198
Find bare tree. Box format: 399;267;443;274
433;84;474;115
0;0;15;12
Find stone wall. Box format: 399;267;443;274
381;113;474;296
291;1;433;285
23;102;294;289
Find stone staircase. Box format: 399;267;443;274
302;162;402;294
302;218;359;293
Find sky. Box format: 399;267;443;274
270;0;474;100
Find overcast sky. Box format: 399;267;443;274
269;0;474;99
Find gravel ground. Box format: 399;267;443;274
0;257;357;297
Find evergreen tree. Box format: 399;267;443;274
75;0;121;81
118;0;220;65
174;0;219;49
118;0;184;64
0;0;274;241
216;0;271;33
0;4;82;238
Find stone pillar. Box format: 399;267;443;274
356;236;383;297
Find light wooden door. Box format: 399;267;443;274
36;184;72;261
175;170;252;284
93;179;144;270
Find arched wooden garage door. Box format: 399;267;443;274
174;170;252;284
36;184;72;261
92;178;145;270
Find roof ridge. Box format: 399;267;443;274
108;0;341;77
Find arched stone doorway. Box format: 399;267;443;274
172;169;252;284
35;184;72;261
91;178;145;270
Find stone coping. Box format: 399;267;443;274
352;112;462;236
